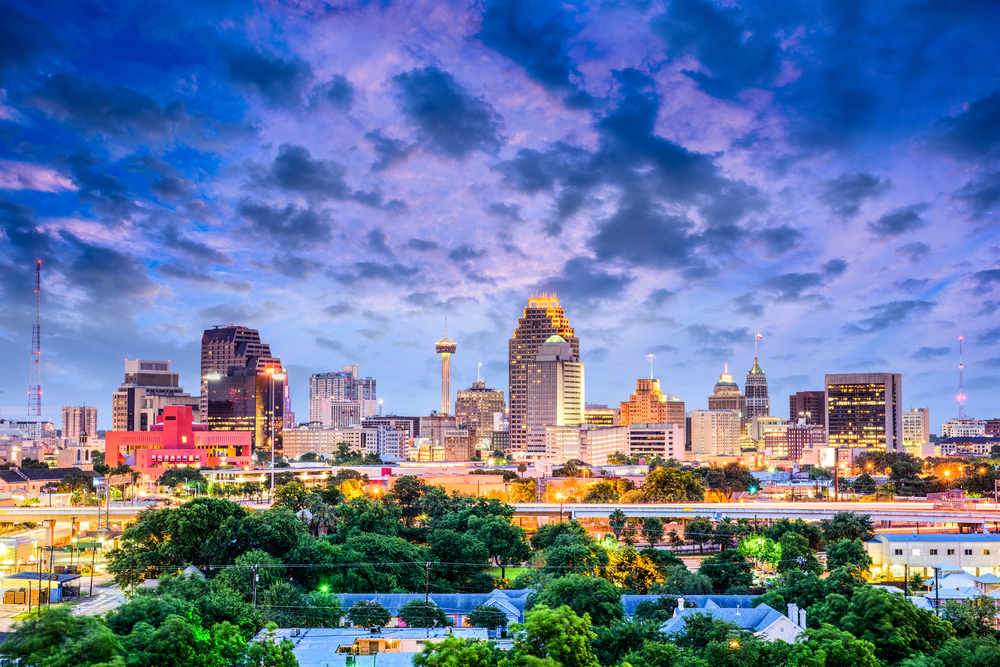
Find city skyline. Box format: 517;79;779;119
0;1;997;430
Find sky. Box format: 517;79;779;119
0;0;998;433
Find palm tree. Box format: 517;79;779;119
608;509;627;541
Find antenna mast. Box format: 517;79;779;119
957;335;966;420
28;260;42;445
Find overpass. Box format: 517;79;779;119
0;506;148;525
510;501;1000;527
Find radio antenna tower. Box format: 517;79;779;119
957;335;966;420
28;260;42;445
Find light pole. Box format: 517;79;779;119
556;493;564;524
265;366;286;501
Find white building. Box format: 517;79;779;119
315;400;362;428
282;425;378;460
690;410;741;456
629;423;685;461
866;534;1000;579
941;418;985;439
903;408;930;445
543;424;630;466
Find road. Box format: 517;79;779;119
72;580;126;617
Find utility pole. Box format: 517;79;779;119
252;564;258;608
28;260;42;446
424;562;431;638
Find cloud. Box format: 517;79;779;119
951;171;999;220
971;268;1000;295
224;44;312;108
867;204;929;238
684;324;750;346
393;66;504;158
0;196;50;257
895;278;929;293
316;337;344;351
0;5;53;74
365;130;414;172
160;225;233;265
819;172;892;218
402;291;478;310
237;199;331;249
842;300;936;334
60;232;156;306
447;245;485;262
646;344;678;354
758;261;848;302
322;301;355;318
355;327;385;341
319;75;354;110
484;202;523;222
910;346;950;360
978;327;1000;346
331;262;420;285
263;253;324;279
731;292;765;317
406;238;439;251
643;288;677;308
0;160;75;193
264;144;383;205
975;300;999;317
755;225;804;255
896;242;931;262
66;151;137;221
928;89;1000;161
534;256;633;305
156;263;251;291
367;228;394;257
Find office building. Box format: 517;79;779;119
584;404;618;427
629;423;685;461
201;326;276;415
105;405;251;484
985;419;1000;437
787;420;825;461
940;418;985;439
364;415;421;441
206;365;284;454
621;379;686;436
525;335;584;458
749;415;787;441
689;409;741;457
455;381;506;439
902;408;931;445
708;364;745;433
61;406;97;441
825;373;903;451
309;367;377;423
282;424;380;460
509;295;579;455
744;358;770;421
417;413;476;461
112;359;200;432
313;400;362;428
939;437;1000;458
544;424;630;466
789;391;825;428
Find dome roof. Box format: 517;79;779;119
748;357;764;374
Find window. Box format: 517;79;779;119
895;549;903;556
965;549;973;556
984;550;991;556
912;549;920;556
947;549;955;556
930;549;938;555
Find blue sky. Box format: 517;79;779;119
0;0;997;432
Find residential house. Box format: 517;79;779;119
661;601;805;644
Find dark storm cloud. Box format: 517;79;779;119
973;268;1000;295
406;238;439;252
447;245;485;262
896;242;931;263
756;225;804;255
224;44;313;108
365;130;414;172
0;5;53;73
160;225;232;265
66;151;137;221
393;66;504;158
28;74;187;137
895;278;930;293
928;89;1000;161
237;199;331;248
731;292;764;317
952;172;1000;220
476;0;594;108
868;204;929;239
535;256;633;305
330;262;420;285
484;202;523;222
978;327;1000;346
842;300;936;334
819;172;892;218
0;197;50;257
910;346;950;360
264;144;384;206
589;198;698;270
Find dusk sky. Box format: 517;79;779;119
0;0;998;432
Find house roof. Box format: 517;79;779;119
661;604;789;636
262;627;489;667
877;534;1000;544
974;573;1000;584
908;596;934;611
931;587;982;600
0;468;98;484
622;594;759;617
337;590;529;620
5;572;81;583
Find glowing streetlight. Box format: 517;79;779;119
556;492;564;524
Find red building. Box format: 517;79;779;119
105;405;251;483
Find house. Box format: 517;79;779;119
973;573;1000;594
337;590;530;628
259;627;489;667
622;594;758;620
866;534;1000;578
661;600;805;643
0;468;99;495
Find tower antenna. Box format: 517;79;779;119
957;336;966;420
645;354;656;380
28;260;42;445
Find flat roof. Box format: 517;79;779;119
876;534;1000;543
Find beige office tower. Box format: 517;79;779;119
620;379;686;434
708;363;746;434
62;405;98;440
509;295;579;455
689;409;742;457
455;381;506;436
525;336;584;458
112;359;200;431
825;373;903;452
903;408;930;445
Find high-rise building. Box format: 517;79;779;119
316;401;362;428
435;333;457;415
112;360;200;432
825;373;903;451
308;367;376;423
787;419;825;461
621;379;686;438
62;406;97;440
525;335;584;458
902;408;931;445
201;326;283;453
708;364;745;433
689;409;741;457
789;391;826;428
509;295;578;455
419;413;475;461
744;358;770;421
455;380;506;438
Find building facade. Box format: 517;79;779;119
629;423;685;461
308;367;376;423
866;534;1000;578
61;406;97;441
508;295;579;455
525;335;584;459
744;358;770;422
825;373;903;451
941;418;985;439
621;379;686;437
689;410;741;457
455;381;506;438
787;420;825;461
902;408;931;445
584;404;618;427
282;425;380;459
112;359;200;432
789;391;825;428
708;364;746;434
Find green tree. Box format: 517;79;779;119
738;535;782;576
467;603;509;630
684;517;714;553
825;538;873;573
698;463;756;498
245;625;299;667
532;574;623;627
469;514;531;582
641;516;665;546
796;624;881;667
1;607;122;666
606;545;662;594
399;600;451;628
504;604;600;667
273;481;310;512
413;634;491;667
634;596;690;623
853;473;877;496
592;619;664;667
776;532;823;575
347;600;391;628
641;467;704;502
334;496;402;539
939;598;999;638
390;475;427;526
765;518;824;551
713;518;737;550
620;641;683;667
158;467;207;489
608;509;627;540
121;615;217;667
582;481;618;503
652;568;713;596
698;549;754;593
531;521;590;550
822;512;876;543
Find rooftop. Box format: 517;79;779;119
875;534;1000;543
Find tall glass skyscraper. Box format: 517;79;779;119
744;358;770;421
825;373;903;451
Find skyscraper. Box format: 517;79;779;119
744;358;770;421
201;326;276;417
708;364;745;433
509;295;578;454
308;367;376;422
620;379;685;435
902;407;930;445
62;405;97;440
455;380;506;437
789;390;825;428
525;335;584;458
825;373;903;451
435;334;457;415
112;360;200;432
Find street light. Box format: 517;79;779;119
556;492;564;524
265;366;286;500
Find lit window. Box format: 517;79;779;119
985;550;991;556
912;549;920;556
947;549;955;556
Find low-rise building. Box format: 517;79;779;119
629;423;685;461
866;534;1000;578
262;627;490;667
662;600;805;643
939;437;1000;457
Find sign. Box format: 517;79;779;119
108;474;131;486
